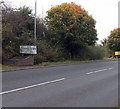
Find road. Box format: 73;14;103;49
2;60;119;107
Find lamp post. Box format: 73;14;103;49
0;2;2;109
34;0;37;45
33;0;37;65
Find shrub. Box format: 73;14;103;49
34;55;46;64
86;46;106;60
34;40;59;64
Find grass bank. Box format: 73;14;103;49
2;65;17;71
2;58;118;71
39;58;117;66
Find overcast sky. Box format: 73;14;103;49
7;0;119;44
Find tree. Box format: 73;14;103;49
2;2;57;64
2;4;35;60
100;38;108;46
2;3;26;60
46;2;97;58
107;28;120;53
19;6;34;31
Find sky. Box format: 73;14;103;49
6;0;119;44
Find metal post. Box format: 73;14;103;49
34;0;37;45
33;0;37;65
0;1;2;108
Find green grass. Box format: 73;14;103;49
40;60;82;66
1;58;118;71
39;58;117;66
2;65;17;70
117;106;120;109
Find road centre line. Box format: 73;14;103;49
86;68;113;75
94;69;107;73
0;78;65;95
86;72;94;75
1;67;114;95
108;68;113;70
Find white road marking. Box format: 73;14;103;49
108;68;113;70
1;67;114;95
86;68;113;75
94;69;107;73
86;72;94;75
0;78;65;95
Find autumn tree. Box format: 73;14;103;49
107;28;120;53
46;2;97;58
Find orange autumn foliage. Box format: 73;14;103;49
48;2;87;15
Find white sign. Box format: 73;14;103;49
20;45;37;54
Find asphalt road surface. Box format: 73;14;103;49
2;60;119;107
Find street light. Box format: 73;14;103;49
34;0;37;45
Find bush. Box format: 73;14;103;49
44;50;58;62
86;46;106;60
34;55;46;64
34;40;59;64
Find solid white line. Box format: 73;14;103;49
0;78;65;95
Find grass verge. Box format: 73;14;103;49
1;58;118;71
39;58;117;66
2;65;17;71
